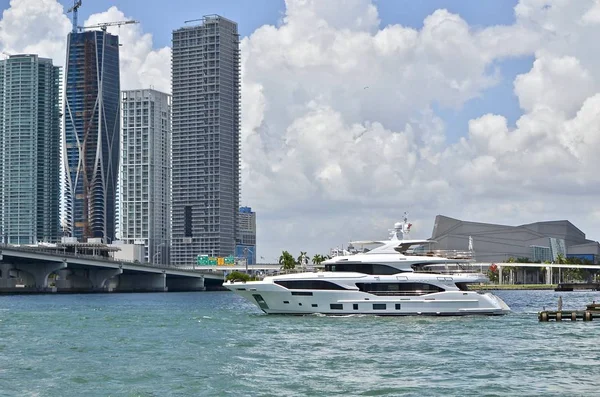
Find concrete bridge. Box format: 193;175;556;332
0;245;223;293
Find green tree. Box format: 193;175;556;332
297;251;308;267
312;254;326;266
279;251;296;270
226;271;251;282
502;266;516;284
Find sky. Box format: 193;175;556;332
1;0;600;262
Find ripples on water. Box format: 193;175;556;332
1;290;599;396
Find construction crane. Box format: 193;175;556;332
66;0;82;34
78;20;139;33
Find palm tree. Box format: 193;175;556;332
297;251;308;267
312;254;327;266
279;251;296;271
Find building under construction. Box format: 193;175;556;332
63;26;121;242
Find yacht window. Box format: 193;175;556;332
373;303;386;310
252;294;269;310
324;263;407;275
353;304;358;310
356;282;445;296
455;283;469;291
395;304;401;310
275;280;347;290
291;291;313;296
330;304;343;310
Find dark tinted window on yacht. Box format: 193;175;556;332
356;282;444;296
324;263;406;275
291;291;313;296
274;280;347;290
373;303;386;310
330;304;343;310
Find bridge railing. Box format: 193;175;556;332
0;244;204;272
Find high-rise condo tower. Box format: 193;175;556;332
171;15;241;265
0;55;61;244
120;89;172;264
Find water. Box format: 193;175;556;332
1;290;599;396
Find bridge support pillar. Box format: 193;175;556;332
89;268;123;292
166;275;205;291
116;272;168;292
0;263;15;288
498;265;502;285
30;262;67;290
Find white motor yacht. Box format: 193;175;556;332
224;216;510;316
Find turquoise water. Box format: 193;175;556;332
1;290;599;396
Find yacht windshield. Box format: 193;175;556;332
324;262;407;275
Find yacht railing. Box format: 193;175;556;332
329;248;474;260
415;269;485;275
404;250;474;260
360;291;439;296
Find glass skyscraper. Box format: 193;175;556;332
0;55;61;244
63;30;121;242
171;15;241;265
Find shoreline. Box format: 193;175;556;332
468;284;557;291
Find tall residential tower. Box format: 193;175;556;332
0;55;61;244
171;15;241;265
120;89;172;264
63;29;121;242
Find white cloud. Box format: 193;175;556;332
0;0;71;62
240;0;600;259
514;53;595;116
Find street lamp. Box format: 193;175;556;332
153;242;165;265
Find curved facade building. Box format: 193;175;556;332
63;30;120;242
430;215;598;263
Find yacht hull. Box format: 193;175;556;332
224;282;510;316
